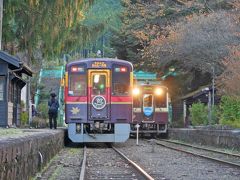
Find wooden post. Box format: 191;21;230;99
0;0;3;50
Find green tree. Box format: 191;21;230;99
2;0;94;65
219;96;240;128
189;102;208;126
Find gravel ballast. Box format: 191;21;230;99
114;139;240;180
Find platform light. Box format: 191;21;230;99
133;87;140;96
155;88;163;96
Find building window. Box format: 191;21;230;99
0;76;4;101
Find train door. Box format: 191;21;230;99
142;94;154;121
88;70;110;120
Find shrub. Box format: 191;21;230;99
37;102;49;119
189;102;208;126
211;105;219;125
20;100;25;109
171;119;184;128
219;96;240;128
20;111;29;126
32;116;47;128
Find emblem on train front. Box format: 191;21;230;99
92;95;106;110
71;107;80;115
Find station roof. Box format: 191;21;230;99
0;50;20;68
0;50;33;77
134;71;157;80
181;85;212;100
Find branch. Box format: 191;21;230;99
171;0;186;6
204;0;214;12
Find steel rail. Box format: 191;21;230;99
112;146;154;180
79;145;87;180
155;140;240;168
160;139;240;158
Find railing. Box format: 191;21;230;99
34;66;65;126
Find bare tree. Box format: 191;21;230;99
143;11;240;74
217;45;240;97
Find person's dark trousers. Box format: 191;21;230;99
49;113;57;129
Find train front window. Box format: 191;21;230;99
112;65;130;96
155;91;167;107
143;94;153;108
92;74;106;95
68;74;86;96
133;96;141;108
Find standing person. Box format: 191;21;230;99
48;92;59;129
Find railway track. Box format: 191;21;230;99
80;143;154;180
35;144;84;180
154;139;240;168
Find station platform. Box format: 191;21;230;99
169;128;240;150
0;128;66;180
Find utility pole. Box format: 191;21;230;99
212;66;215;107
0;0;3;50
208;89;212;124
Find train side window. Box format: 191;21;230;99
68;74;86;96
155;91;167;107
112;65;130;96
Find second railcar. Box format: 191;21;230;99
131;82;169;136
64;58;133;143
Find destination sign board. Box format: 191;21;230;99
91;62;107;68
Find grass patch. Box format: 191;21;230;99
0;128;24;137
49;166;63;180
68;148;79;155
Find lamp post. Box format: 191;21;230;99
207;63;215;124
206;63;215;124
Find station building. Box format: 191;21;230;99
0;51;32;127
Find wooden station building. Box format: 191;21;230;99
0;51;32;127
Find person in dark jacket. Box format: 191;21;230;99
48;92;59;129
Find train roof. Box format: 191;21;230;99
135;81;168;89
67;58;133;67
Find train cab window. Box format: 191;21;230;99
112;65;130;96
133;97;141;108
143;94;153;107
68;74;86;96
92;74;106;95
155;91;167;107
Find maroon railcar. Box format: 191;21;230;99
131;81;169;136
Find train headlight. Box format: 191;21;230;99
155;88;163;96
76;123;81;133
133;88;140;96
